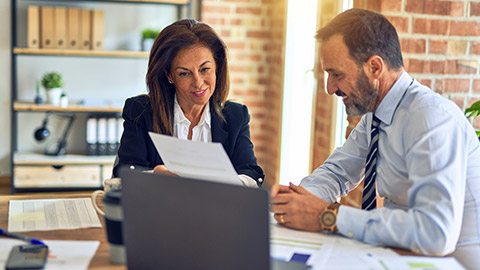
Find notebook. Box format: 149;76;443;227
120;169;310;270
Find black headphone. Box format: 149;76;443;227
34;114;50;141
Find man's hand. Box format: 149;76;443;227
270;183;329;232
153;165;178;176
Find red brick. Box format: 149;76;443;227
413;18;449;35
445;60;478;74
451;97;465;109
429;39;448;54
246;30;270;39
201;5;231;14
400;38;426;54
386;16;409;33
406;0;464;16
450;21;480;36
418;79;432;88
472;42;480;55
473;79;480;94
404;58;424;73
202;17;225;25
381;0;402;11
220;30;231;38
230;18;243;26
236;7;262;15
445;78;470;92
225;41;246;50
470;2;480;17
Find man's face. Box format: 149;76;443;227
319;34;378;116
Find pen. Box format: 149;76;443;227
0;228;46;245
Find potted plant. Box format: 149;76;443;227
141;28;160;52
465;100;480;138
41;72;63;106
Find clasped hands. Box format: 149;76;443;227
270;183;329;232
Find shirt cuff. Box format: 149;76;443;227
238;174;259;188
336;205;367;241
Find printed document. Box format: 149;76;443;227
148;132;242;185
8;198;102;232
0;239;99;270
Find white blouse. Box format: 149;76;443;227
172;96;257;188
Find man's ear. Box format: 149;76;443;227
366;55;384;79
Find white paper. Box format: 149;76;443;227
148;132;242;185
271;224;399;270
367;255;466;270
8;198;102;232
0;239;99;270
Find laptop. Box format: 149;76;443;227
120;169;310;270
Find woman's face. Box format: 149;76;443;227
167;43;217;112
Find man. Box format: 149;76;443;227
271;8;480;269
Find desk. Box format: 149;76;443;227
0;193;417;269
0;193;125;270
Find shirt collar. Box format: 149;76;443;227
374;71;413;126
173;95;211;128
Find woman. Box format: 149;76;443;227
113;19;264;187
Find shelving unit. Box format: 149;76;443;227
10;0;193;193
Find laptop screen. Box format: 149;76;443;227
120;169;270;270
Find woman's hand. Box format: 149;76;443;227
153;165;178;176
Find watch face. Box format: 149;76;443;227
321;211;336;227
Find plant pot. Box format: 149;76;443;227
46;88;62;106
141;38;155;52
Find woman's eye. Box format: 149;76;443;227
201;67;210;73
179;72;189;77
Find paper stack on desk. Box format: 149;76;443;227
8;198;102;232
148;132;242;185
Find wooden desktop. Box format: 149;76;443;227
0;193;416;269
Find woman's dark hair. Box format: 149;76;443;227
316;8;403;69
146;19;229;135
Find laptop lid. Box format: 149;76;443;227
120;169;270;270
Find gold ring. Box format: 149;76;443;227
280;214;285;224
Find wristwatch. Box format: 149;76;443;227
319;203;341;232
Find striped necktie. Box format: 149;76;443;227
362;115;381;210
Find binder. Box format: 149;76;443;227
90;9;105;50
117;117;124;151
79;8;91;50
27;6;40;48
107;117;117;155
97;117;108;155
67;8;80;49
86;116;98;155
40;6;54;48
54;7;67;49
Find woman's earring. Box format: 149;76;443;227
168;80;173;84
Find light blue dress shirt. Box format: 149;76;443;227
301;71;480;269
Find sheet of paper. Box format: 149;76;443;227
8;198;102;232
271;224;399;270
0;239;99;270
367;255;466;270
148;132;242;185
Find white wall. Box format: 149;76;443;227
0;0;12;175
2;1;180;176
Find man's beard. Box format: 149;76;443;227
345;70;379;116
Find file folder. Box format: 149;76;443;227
97;117;108;155
90;9;105;50
54;7;67;49
107;117;117;155
86;116;98;155
40;6;54;48
27;6;40;48
67;8;80;49
79;9;91;50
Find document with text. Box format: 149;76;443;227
8;198;102;232
148;132;242;185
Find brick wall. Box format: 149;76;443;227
201;0;287;186
313;0;480;208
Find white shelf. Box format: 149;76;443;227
14;152;116;166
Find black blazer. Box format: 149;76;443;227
113;95;265;185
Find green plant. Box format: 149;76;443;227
465;100;480;137
41;72;63;89
141;28;160;40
